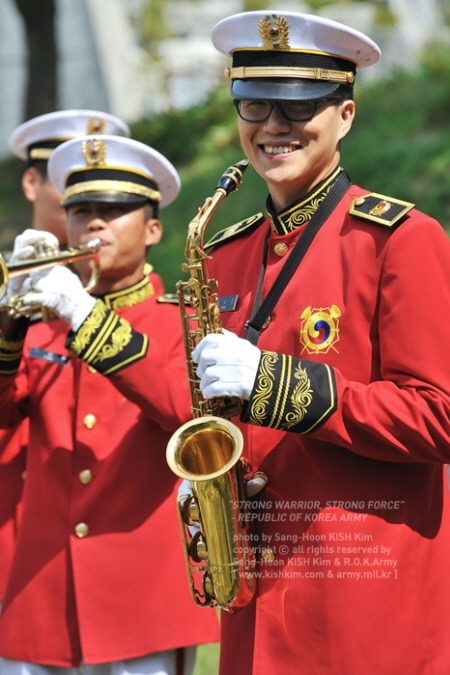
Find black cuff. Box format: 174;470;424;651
67;299;148;375
0;333;26;375
241;350;337;434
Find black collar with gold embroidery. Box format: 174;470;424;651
267;166;342;235
94;276;154;310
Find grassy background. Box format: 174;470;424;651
194;642;220;674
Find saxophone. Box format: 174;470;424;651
166;159;256;613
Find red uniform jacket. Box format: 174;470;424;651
206;177;450;675
0;270;163;603
0;277;219;665
0;425;26;599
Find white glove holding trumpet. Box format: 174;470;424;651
3;229;96;330
0;229;60;306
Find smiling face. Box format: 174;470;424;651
237;98;355;211
66;201;162;294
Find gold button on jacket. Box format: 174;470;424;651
74;522;89;538
273;242;289;256
79;469;92;484
83;413;97;429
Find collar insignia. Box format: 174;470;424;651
99;276;154;310
268;167;341;234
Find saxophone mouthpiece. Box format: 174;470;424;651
217;159;249;196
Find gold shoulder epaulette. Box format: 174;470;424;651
205;213;264;250
349;193;414;227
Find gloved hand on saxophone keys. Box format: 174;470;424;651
192;328;261;401
19;265;96;331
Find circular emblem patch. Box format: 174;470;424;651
299;305;341;354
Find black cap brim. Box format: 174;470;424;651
63;191;151;208
231;78;341;101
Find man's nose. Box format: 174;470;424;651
263;104;292;129
86;210;106;229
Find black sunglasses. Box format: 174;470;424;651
234;98;342;123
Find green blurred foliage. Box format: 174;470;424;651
135;0;171;48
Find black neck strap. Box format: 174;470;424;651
245;170;351;345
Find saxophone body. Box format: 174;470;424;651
166;159;256;613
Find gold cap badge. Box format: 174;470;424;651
259;15;290;50
82;138;107;166
86;116;106;134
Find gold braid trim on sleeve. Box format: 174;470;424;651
242;350;337;434
91;320;132;364
0;335;26;375
269;353;292;428
282;362;314;430
70;300;108;356
67;299;149;375
248;350;277;424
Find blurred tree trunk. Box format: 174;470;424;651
13;0;57;120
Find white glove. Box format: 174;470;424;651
192;329;261;401
246;471;269;497
10;229;60;263
19;265;96;331
0;229;61;305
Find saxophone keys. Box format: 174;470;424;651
188;530;208;562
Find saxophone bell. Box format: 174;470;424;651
166;415;256;612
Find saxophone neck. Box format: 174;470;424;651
185;159;249;253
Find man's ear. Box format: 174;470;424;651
144;217;163;247
338;99;356;142
21;167;43;203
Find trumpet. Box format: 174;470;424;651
0;238;101;318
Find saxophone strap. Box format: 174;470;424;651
244;169;351;346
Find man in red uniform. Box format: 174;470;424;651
0;110;133;607
191;10;450;674
0;134;219;673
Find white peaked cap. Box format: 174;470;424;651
48;135;180;209
8;109;131;161
211;11;381;100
